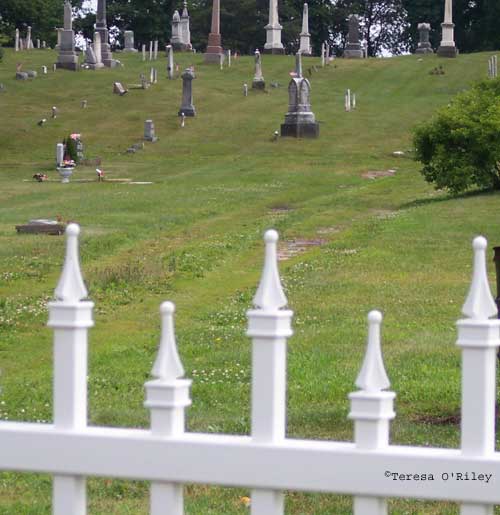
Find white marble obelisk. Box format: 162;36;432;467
264;0;284;54
299;3;312;55
437;0;457;57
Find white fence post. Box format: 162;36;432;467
145;301;191;515
349;311;395;515
47;224;94;515
457;237;500;515
247;230;293;515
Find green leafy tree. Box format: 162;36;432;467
414;79;500;194
0;0;83;48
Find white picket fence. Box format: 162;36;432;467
0;224;499;515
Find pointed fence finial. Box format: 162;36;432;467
54;224;88;302
462;236;498;319
253;229;287;310
151;301;185;380
355;311;390;392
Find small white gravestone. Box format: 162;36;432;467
144;120;158;142
42;65;47;74
243;83;248;96
142;44;146;61
149;41;153;61
154;40;158;60
81;100;87;108
52;106;57;119
56;143;64;166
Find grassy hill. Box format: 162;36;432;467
0;47;499;513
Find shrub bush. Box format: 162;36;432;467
413;79;500;194
63;136;78;162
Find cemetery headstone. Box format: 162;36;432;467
149;41;153;61
227;49;231;67
154;40;158;60
180;1;192;51
178;68;196;116
345;89;351;111
123;31;138;52
243;83;248;96
96;0;118;67
142;44;146;61
321;42;325;67
55;28;62;50
42;41;46;49
81;100;87;108
280;52;319;138
180;112;186;127
26;70;37;78
344;15;363;58
437;0;458;57
53;63;57;72
52;106;57;118
56;143;64;166
416;23;433;54
42;65;48;74
299;3;312;55
166;45;174;79
15;29;20;52
204;0;224;63
16;71;29;80
113;82;128;95
171;10;183;50
144;120;158;142
37;39;41;49
56;1;79;71
26;26;33;49
264;0;284;54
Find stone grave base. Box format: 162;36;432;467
56;61;79;71
204;52;224;64
281;122;319;139
87;63;105;70
263;47;285;55
252;80;265;90
416;45;434;54
178;108;195;117
344;49;364;59
437;45;458;58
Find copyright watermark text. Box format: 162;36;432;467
384;471;492;484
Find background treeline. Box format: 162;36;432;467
0;0;499;56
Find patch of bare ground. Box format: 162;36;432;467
278;238;326;261
361;169;397;179
317;226;342;235
412;413;461;426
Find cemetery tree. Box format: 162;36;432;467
414;79;500;194
0;0;83;47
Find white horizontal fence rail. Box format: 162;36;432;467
0;226;499;515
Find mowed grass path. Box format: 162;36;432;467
0;47;499;513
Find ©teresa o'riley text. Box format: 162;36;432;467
384;471;493;484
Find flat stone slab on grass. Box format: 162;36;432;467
16;220;66;235
278;238;326;261
361;170;396;179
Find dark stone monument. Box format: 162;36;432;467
280;53;319;138
416;23;433;54
204;0;224;63
178;68;196;116
344;15;363;59
96;0;118;67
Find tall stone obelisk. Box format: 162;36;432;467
299;3;312;55
264;0;284;54
56;1;79;70
204;0;224;63
96;0;116;67
437;0;457;57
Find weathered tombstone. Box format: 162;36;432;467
299;3;312;55
16;71;29;80
42;41;46;49
219;53;224;70
26;27;33;49
154;40;158;60
243;83;248;96
52;106;57;118
56;143;64;166
93;32;105;68
150;67;155;83
81;100;87;108
56;1;79;70
166;45;174;79
345;89;351;111
124;31;137;52
352;93;356;109
96;0;117;66
178;67;196;116
53;63;57;72
344;15;363;58
149;41;153;60
180;112;186;127
113;82;128;95
321;42;325;67
170;10;183;50
142;44;146;61
144;120;158;142
37;39;41;49
26;70;38;78
42;65;48;74
264;0;284;54
180;1;192;51
280;52;319;138
437;0;458;57
15;29;20;52
204;0;224;63
227;49;231;67
55;28;62;50
416;23;433;54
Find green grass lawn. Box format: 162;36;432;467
0;47;499;513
